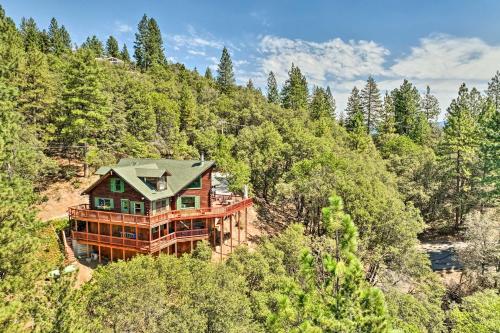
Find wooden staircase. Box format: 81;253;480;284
62;231;77;264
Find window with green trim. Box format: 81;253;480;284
179;196;200;209
110;178;125;193
186;176;202;189
95;197;114;210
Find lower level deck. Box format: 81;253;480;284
70;205;250;262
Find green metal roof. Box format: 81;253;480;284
89;158;215;201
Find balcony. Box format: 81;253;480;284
68;198;253;228
72;228;209;253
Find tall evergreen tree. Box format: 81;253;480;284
204;67;213;80
134;14;148;68
246;79;255;90
16;49;55;140
421;85;440;123
360;76;383;133
105;36;119;58
325;86;336;118
392;79;422;137
47;18;71;55
133;15;165;70
281;64;308;110
145;18;165;65
81;35;104;57
216;47;235;94
309;86;330;119
19;17;42;51
59;49;111;146
377;91;396;135
266;71;280;104
120;44;130;62
179;85;197;137
344;87;365;132
440;83;480;228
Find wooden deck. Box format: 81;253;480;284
72;228;209;253
68;198;253;227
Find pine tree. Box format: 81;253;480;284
440;83;480;228
281;63;308;110
133;15;165;70
134;14;148;68
179;85;197;137
325;86;336;118
82;35;104;57
267;71;280;104
16;49;55;140
486;71;500;111
361;76;383;134
392;79;421;137
344;87;365;132
309;86;330;119
59;49;111;146
204;67;213;80
216;47;235;94
120;44;130;62
20;17;42;51
421;85;440;123
377;91;396;135
105;36;119;57
47;18;71;54
145;18;165;66
246;79;255;90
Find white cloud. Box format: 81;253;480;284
169;25;224;50
187;49;206;56
255;34;499;119
391;34;500;80
258;35;390;85
114;21;133;33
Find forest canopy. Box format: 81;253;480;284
0;6;498;332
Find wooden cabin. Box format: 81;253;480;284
68;158;252;262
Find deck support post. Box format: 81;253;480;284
237;211;241;245
98;245;101;263
212;218;216;246
220;217;224;261
135;225;138;248
110;248;113;262
245;207;248;244
230;214;233;253
175;242;178;257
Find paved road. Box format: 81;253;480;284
421;242;465;271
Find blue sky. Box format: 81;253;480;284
3;0;500;117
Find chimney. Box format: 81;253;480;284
200;152;205;165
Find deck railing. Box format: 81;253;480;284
72;228;209;252
68;198;253;227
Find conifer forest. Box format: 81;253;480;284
0;4;498;333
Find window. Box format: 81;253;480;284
131;201;144;215
179;196;199;209
186;176;202;189
121;199;129;213
111;178;125;193
95;197;114;210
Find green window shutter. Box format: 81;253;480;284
120;180;125;192
94;197;100;208
139;202;144;215
110;179;116;192
152;201;156;214
194;196;200;209
176;197;182;210
109;199;114;209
